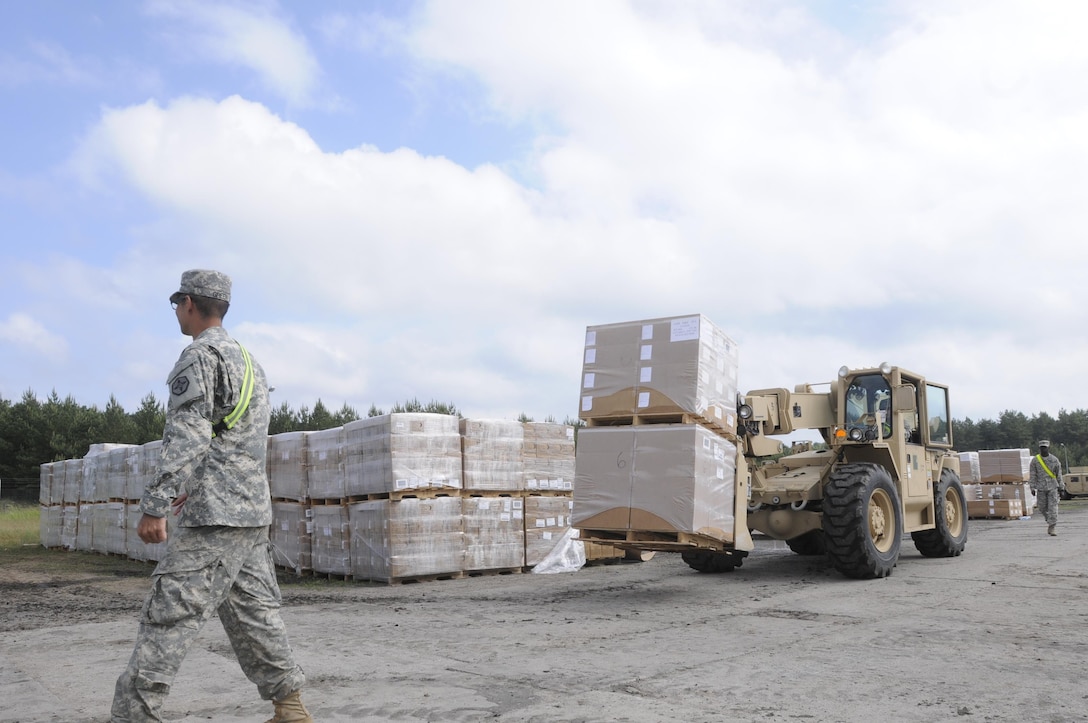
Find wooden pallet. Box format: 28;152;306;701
578;528;733;552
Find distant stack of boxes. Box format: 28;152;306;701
40;414;578;585
960;448;1035;519
572;314;741;550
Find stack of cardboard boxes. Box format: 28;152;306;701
960;448;1035;519
40;414;577;585
572;314;741;548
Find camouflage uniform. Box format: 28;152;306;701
1029;443;1063;529
112;271;305;722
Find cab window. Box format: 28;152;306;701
925;384;951;445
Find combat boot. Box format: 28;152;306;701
266;690;314;723
1048;524;1057;536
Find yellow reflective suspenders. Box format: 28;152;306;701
1036;454;1056;479
212;343;254;436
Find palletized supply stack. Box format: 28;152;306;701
311;504;350;576
349;497;464;582
268;431;308;501
461;419;524;492
958;452;981;484
305;427;346;575
962;448;1034;519
271;500;312;574
268;432;312;574
523;422;575;493
524;496;574;566
573;314;740;552
343;413;462;497
578;313;739;434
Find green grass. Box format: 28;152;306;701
0;501;40;550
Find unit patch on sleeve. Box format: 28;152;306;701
166;360;204;409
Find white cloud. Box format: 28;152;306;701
0;313;68;359
145;0;321;106
50;0;1088;422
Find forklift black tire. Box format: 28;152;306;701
786;530;827;556
823;463;902;579
911;468;968;557
681;549;745;573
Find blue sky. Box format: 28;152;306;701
3;0;1088;429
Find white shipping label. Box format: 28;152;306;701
703;437;711;449
670;316;701;342
543;531;553;540
395;479;409;489
581;396;593;412
503;498;513;511
584;348;596;364
514;510;523;519
638;391;651;408
642;324;654;340
512;499;523;509
479;499;492;510
546;517;557;526
640;366;653;383
584;372;596;389
717;466;725;479
281;521;289;531
558;515;566;526
500;513;511;521
585;330;597;346
640;344;653;360
566;428;574;440
281;451;290;461
535;519;546;528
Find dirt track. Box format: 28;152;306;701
4;502;1088;722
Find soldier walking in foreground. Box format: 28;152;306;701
1029;440;1064;537
112;270;313;722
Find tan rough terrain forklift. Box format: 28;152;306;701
681;363;968;579
691;363;966;578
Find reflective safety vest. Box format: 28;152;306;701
212;343;254;436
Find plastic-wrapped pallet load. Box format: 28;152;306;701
39;505;63;549
60;505;79;550
462;496;524;571
271;501;312;574
978;448;1031;483
572;424;737;541
460;419;524;492
342;413;462;497
523;422;575;493
62;458;82;506
76;503;94;551
958;451;981;484
106;446;137;501
38;462;55;507
306;427;344;501
128;440;162;502
579;314;740;434
348;497;464;582
311;504;350;576
524;496;574;567
268;431;309;501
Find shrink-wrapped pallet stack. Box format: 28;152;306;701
38;414;578;585
573;314;740;552
962;448;1035;519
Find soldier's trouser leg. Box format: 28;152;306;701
216;531;306;701
1038;487;1059;526
111;526;272;722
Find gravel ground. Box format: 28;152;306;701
3;501;1088;722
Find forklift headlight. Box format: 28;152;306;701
848;427;864;442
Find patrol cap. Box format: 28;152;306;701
171;269;231;303
1039;440;1051;448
